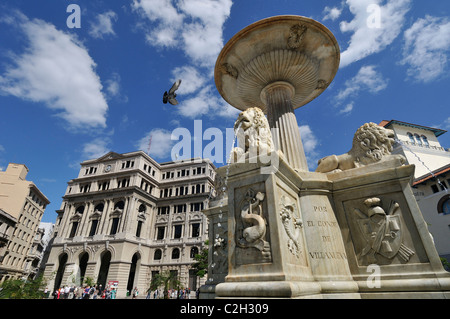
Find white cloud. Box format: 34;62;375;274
336;65;388;103
400;15;450;83
133;0;235;121
133;0;232;68
299;125;320;170
339;0;411;68
105;73;121;97
441;117;450;131
323;5;342;21
136;128;176;159
171;66;206;95
82;137;111;160
339;102;354;115
89;11;118;39
177;85;239;119
0;13;108;129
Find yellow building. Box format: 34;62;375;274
0;163;50;281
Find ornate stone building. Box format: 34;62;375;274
0;163;50;282
43;151;215;297
379;120;450;259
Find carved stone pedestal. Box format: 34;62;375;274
200;198;229;299
212;152;358;298
295;170;360;298
329;162;450;298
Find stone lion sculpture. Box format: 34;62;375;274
231;107;274;162
315;122;405;173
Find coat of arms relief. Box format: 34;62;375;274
353;197;415;265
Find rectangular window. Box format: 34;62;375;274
110;218;120;235
69;222;79;238
431;185;439;193
191;223;200;237
156;226;165;240
89;220;99;237
190;202;204;211
175;204;186;213
80;183;91;193
158;206;169;215
173;225;182;239
98;181;110;191
136;221;143;237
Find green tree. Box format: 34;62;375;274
0;275;47;299
83;276;96;287
441;257;450;271
149;271;180;299
192;240;209;278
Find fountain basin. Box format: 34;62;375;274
215;15;340;112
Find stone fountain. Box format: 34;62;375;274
201;15;450;299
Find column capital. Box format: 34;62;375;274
260;81;295;105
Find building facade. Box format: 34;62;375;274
0;209;17;268
0;163;50;282
43;151;215;298
380;120;450;259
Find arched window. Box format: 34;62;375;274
414;134;422;146
438;195;450;215
407;132;414;144
172;248;180;259
421;135;429;147
114;201;124;210
97;251;112;288
154;249;162;260
190;247;199;258
94;203;104;212
54;253;68;292
75;205;85;214
78;253;89;286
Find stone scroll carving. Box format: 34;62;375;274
354;197;415;264
279;195;303;258
316;122;406;173
220;63;238;79
237;189;271;260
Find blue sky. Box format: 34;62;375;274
0;0;449;223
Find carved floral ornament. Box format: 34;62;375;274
279;195;303;258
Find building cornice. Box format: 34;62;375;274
380;119;447;137
413;163;450;186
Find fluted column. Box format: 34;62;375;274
262;81;308;171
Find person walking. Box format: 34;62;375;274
110;288;116;299
132;287;139;299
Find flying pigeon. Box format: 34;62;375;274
163;79;182;105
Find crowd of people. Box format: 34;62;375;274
145;287;198;299
49;284;117;299
48;285;199;299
